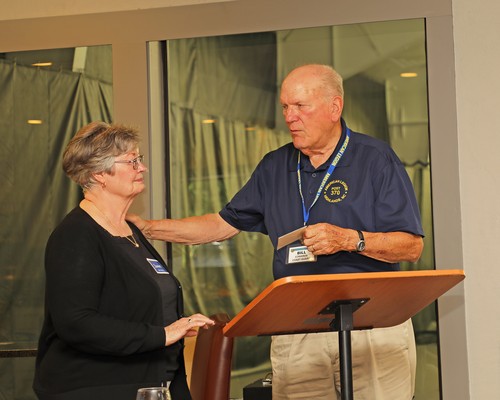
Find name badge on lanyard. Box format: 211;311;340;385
285;128;350;265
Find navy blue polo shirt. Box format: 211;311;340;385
219;119;424;280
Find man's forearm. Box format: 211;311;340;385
144;213;240;245
361;231;424;263
303;223;423;263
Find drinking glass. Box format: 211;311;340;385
136;385;172;400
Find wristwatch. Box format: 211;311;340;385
355;230;365;252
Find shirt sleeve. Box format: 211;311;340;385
219;159;269;234
372;149;424;236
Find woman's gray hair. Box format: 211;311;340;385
62;121;140;191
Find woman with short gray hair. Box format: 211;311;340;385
33;121;214;400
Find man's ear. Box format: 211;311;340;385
331;95;344;121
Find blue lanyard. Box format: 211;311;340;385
297;128;350;225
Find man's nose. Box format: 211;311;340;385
284;107;297;122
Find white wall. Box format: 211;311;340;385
1;0;499;398
452;0;500;397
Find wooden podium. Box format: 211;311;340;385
223;269;465;400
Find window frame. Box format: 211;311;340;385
0;1;466;398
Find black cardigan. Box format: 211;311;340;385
33;207;191;400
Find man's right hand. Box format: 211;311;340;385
126;213;152;237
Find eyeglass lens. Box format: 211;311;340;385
133;155;144;169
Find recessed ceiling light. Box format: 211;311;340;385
27;119;43;125
400;72;418;78
32;62;53;67
202;119;216;124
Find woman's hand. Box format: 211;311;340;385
164;314;215;346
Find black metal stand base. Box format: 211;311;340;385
327;299;369;400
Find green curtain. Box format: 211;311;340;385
0;60;112;400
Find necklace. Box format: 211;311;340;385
86;200;139;248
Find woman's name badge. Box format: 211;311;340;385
147;258;169;274
286;245;317;264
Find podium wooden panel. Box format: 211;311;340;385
224;270;464;400
224;269;465;337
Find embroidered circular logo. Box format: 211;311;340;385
324;180;348;203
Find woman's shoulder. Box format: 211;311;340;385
57;206;93;227
49;206;99;242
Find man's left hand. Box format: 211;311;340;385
302;223;356;255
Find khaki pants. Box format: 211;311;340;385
271;319;416;400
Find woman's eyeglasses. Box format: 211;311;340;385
114;155;145;170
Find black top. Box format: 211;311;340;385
33;207;190;400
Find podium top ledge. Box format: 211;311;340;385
223;269;465;337
275;269;464;285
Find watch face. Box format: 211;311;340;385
357;241;366;252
